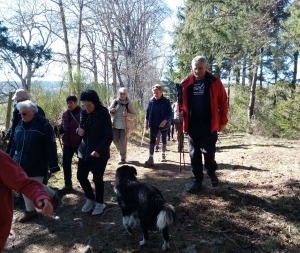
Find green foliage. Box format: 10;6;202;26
30;81;67;125
228;83;300;139
130;99;145;131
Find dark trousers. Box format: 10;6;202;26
188;122;218;182
150;126;168;155
174;121;184;151
168;121;174;140
62;146;78;186
77;158;108;203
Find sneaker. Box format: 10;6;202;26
145;156;154;166
81;199;95;212
186;181;202;193
161;154;166;162
210;174;219;187
18;210;38;223
92;203;106;216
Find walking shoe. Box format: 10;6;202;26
92;203;106;216
18;210;38;223
118;159;126;165
58;185;73;194
145;156;154;166
161;154;166;162
210;174;219;187
186;181;202;193
52;191;60;209
81;199;95;212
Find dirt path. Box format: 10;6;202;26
5;133;300;253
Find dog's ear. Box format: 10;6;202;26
129;166;137;176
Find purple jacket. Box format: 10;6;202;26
59;106;82;148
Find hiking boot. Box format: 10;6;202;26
18;210;38;223
186;181;202;193
92;203;106;216
81;199;95;212
161;154;166;162
58;185;73;194
145;156;154;166
210;174;219;187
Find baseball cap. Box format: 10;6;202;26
12;89;30;101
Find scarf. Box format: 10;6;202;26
80;105;100;130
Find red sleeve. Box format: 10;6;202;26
0;151;51;208
217;79;228;126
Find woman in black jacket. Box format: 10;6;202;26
77;90;113;216
10;100;59;222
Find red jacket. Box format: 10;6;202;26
0;151;51;249
180;72;228;132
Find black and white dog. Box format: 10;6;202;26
114;165;176;250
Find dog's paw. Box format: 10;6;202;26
139;238;146;246
162;241;170;250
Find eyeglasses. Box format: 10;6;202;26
19;112;27;116
120;93;126;95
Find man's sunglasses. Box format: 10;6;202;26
19;112;27;116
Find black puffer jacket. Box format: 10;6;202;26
10;114;59;177
78;106;113;161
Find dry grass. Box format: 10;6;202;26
5;132;300;253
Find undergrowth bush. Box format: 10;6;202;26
228;82;300;139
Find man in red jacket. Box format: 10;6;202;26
0;150;53;252
179;56;228;193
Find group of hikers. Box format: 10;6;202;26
0;55;228;252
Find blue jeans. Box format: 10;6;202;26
150;126;168;155
62;146;78;186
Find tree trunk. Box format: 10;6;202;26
292;50;298;89
5;92;13;130
248;61;258;123
77;0;83;75
259;55;263;87
25;63;32;91
110;35;117;97
58;0;73;86
242;55;246;86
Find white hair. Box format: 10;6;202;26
16;100;38;113
191;56;208;66
119;87;128;94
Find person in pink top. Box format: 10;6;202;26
0;150;53;252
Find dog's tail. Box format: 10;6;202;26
156;204;176;231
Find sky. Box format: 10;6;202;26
0;0;185;83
